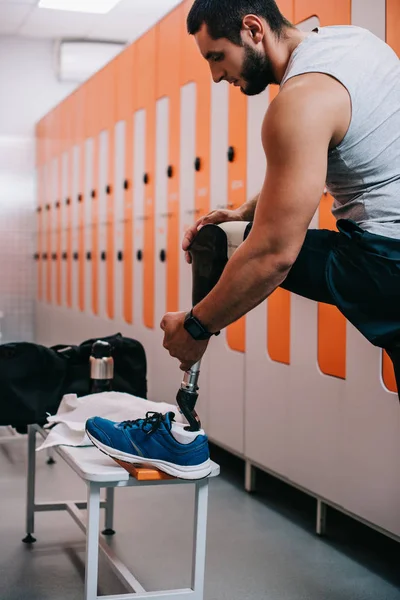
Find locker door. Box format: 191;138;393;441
45;122;53;305
61;151;69;307
136;30;156;333
36;121;44;301
56;153;62;307
207;80;246;454
132;109;147;347
85;137;94;315
71;144;80;311
98;129;109;319
114;120;125;323
123;117;134;325
51;157;58;304
42;162;49;303
178;84;197;313
152;97;181;402
244;0;296;477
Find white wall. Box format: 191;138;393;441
0;36;76;342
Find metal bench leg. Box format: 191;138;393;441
191;478;209;600
102;487;115;536
85;483;101;600
23;425;37;543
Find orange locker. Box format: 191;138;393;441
53;105;63;307
115;44;136;324
36;120;44;301
103;62;116;321
65;94;75;309
136;28;157;330
266;0;294;365
226;87;247;352
318;192;346;379
158;5;183;316
75;85;86;313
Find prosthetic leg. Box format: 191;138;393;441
176;221;252;431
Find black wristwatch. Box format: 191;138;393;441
184;309;215;341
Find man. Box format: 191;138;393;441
161;0;400;396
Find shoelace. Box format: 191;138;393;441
120;412;166;435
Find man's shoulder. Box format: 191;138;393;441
262;75;346;153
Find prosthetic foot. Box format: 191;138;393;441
176;221;252;431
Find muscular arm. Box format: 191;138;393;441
192;76;342;332
237;193;260;221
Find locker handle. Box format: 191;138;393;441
185;208;201;215
167;165;174;178
101;251;106;261
106;185;112;195
160;212;172;218
66;197;71;206
73;252;79;261
78;194;83;203
227;146;235;162
86;251;92;261
143;173;149;185
46;204;50;211
42;253;48;260
136;250;143;262
55;201;60;209
91;190;96;199
33;253;39;261
52;253;57;261
216;203;234;209
36;206;42;213
62;252;67;260
194;157;201;172
159;249;166;263
117;251;123;262
123;179;129;190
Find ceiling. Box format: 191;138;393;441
0;0;183;43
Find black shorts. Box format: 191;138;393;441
280;219;400;350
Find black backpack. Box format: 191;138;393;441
0;333;147;431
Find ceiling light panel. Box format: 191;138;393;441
38;0;122;14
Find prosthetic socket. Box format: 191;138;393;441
176;221;252;431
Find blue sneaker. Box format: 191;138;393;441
85;412;211;480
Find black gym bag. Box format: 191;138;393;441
0;333;147;431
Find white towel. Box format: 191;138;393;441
36;391;185;451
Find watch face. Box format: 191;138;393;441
185;316;209;340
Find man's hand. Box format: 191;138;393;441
160;311;209;371
183;208;244;264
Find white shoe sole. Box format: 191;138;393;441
86;430;212;480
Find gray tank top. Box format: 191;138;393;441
280;26;400;239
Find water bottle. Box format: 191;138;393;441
90;340;113;393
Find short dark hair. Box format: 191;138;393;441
187;0;293;45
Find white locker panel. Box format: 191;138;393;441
244;87;291;475
133;110;145;330
132;109;156;391
152;97;180;403
61;153;68;307
352;0;386;40
71;145;80;311
98;130;108;319
51;158;58;304
207;80;245;455
179;83;197;313
114;120;125;323
84;138;93;315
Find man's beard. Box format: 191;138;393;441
240;44;278;96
